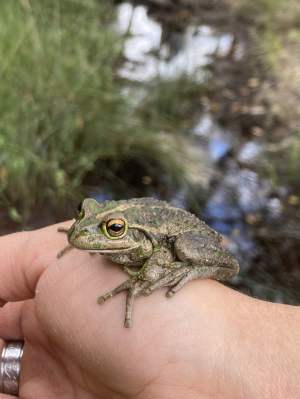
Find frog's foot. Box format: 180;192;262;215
166;271;196;297
124;289;135;328
166;265;237;298
142;265;190;296
97;277;149;327
57;244;74;259
123;266;139;277
97;279;132;304
142;264;233;298
57;227;69;234
57;227;73;258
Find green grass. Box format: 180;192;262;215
0;0;185;222
137;75;207;133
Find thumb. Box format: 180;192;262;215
0;223;72;303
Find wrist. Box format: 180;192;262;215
227;292;300;399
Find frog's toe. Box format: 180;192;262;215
166;289;176;298
57;226;69;234
97;296;106;304
166;272;193;297
97;279;132;305
97;293;113;304
123;266;139;277
57;244;73;259
142;287;153;296
124;319;132;328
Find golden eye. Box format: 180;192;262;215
105;219;126;238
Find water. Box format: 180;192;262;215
115;2;282;247
116;3;234;81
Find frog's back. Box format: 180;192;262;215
104;197;221;241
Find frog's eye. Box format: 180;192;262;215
104;219;127;238
76;201;85;220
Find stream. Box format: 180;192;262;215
99;1;300;303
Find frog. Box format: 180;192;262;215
58;198;239;327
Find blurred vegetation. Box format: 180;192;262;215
264;132;300;192
0;0;299;302
0;0;300;228
0;0;184;223
236;0;300;68
137;75;208;133
285;133;300;190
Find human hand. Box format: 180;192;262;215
0;224;299;399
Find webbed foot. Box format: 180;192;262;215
97;276;149;328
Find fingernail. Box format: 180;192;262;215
0;298;7;308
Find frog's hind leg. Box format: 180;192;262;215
166;265;234;298
163;232;239;297
141;262;235;297
142;264;189;296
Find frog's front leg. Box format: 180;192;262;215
57;244;73;259
57;227;69;234
97;276;150;328
97;279;133;304
57;227;73;258
57;226;96;258
123;266;139;277
97;251;172;327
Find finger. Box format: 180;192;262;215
0;300;6;308
0;339;20;399
0;302;25;339
0;222;72;303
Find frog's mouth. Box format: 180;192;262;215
85;246;140;254
69;231;140;253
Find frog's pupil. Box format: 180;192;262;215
109;223;123;232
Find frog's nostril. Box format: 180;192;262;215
80;229;89;236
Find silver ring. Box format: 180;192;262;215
0;341;24;396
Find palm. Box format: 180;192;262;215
0;224;237;399
19;251;202;399
18;303;97;398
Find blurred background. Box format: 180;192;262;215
1;0;300;303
